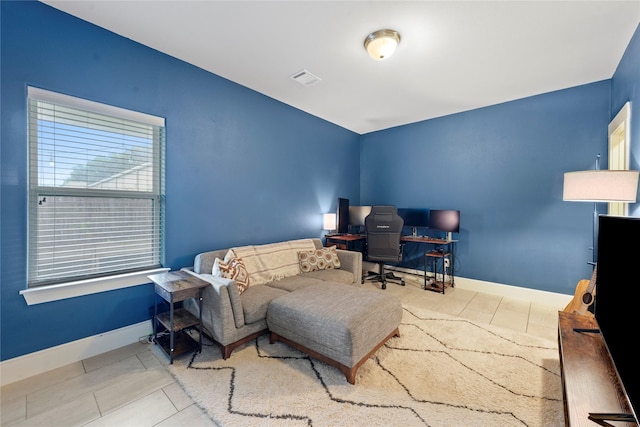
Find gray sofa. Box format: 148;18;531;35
182;238;363;359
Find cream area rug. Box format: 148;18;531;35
163;302;563;427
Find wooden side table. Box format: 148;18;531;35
148;270;209;364
400;237;456;294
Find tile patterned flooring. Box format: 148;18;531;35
1;276;563;427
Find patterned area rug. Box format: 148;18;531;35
164;302;563;426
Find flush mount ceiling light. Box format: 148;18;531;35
364;29;401;60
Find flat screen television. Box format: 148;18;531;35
429;209;460;233
594;214;639;423
349;205;372;227
337;198;349;234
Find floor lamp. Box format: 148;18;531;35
563;155;639;266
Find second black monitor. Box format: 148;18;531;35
397;208;430;227
429;209;460;233
348;205;372;227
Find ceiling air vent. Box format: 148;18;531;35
289;69;321;87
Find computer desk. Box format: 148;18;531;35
326;234;456;293
324;234;365;251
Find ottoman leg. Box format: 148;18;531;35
344;327;400;384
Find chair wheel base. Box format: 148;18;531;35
363;265;404;290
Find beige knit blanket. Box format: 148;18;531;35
226;239;316;286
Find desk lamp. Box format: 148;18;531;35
323;213;337;235
563;155;639;265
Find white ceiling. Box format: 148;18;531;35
42;1;640;135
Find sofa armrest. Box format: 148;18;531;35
180;268;245;333
335;249;362;285
193;249;228;274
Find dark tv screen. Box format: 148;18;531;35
397;208;429;227
349;205;372;227
595;214;639;422
429;210;460;233
337;198;349;234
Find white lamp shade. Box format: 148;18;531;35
323;213;337;230
563;170;639;202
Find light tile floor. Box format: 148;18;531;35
1;275;563;427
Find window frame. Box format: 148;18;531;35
23;87;168;304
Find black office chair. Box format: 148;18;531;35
362;205;405;289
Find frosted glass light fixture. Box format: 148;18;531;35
364;29;401;60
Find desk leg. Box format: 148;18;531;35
451;243;455;288
446;242;454;289
440;257;445;294
423;253;427;290
198;289;203;354
169;302;174;364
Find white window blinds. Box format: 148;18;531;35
27;87;165;287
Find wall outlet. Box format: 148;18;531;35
444;258;450;268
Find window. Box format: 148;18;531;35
27;87;165;288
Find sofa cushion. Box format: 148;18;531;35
297;246;341;272
265;275;325;292
213;257;250;294
300;268;355;286
240;284;289;324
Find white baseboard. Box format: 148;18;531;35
377;263;573;308
453;276;572;308
0;320;153;387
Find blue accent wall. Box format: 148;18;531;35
1;1;638;362
360;83;610;294
0;1;359;361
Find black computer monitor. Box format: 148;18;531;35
337;198;349;234
429;210;460;233
349;205;372;227
397;208;429;227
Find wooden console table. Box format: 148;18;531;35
557;311;635;426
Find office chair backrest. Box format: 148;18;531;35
365;205;404;262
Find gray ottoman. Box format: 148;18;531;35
267;282;402;384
